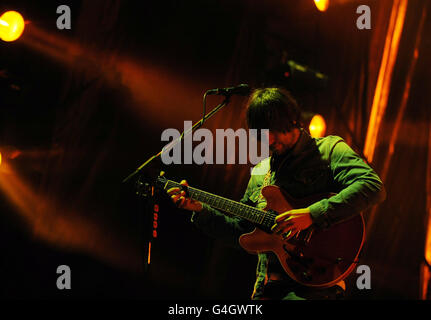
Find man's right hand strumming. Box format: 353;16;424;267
166;179;203;212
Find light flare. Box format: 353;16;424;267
314;0;329;12
0;11;25;42
309;114;327;138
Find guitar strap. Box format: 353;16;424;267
259;166;273;200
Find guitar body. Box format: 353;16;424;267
239;185;365;288
155;175;365;288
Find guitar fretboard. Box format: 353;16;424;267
164;180;276;229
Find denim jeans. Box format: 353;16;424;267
252;280;345;300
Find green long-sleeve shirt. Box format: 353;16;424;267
191;130;386;298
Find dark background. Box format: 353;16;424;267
0;0;430;300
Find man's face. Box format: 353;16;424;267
267;129;299;155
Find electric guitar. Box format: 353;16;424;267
154;175;365;288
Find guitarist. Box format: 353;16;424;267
167;87;386;300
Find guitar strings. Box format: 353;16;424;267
166;180;277;228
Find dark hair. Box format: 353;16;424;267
246;88;302;132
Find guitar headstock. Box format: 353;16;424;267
156;172;168;190
135;171;168;198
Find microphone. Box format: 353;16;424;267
206;84;251;96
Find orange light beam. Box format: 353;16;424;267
0;162;141;272
363;0;408;163
424;113;431;299
20;23;208;128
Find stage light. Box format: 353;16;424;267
314;0;329;12
0;152;2;166
0;11;25;42
309;114;326;137
302;112;327;138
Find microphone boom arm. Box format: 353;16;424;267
122;94;231;183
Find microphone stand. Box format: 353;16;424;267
122;94;230;184
122;92;232;280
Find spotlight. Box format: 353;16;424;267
0;11;25;42
309;114;327;137
302;112;327;138
314;0;330;12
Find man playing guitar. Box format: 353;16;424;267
166;87;386;300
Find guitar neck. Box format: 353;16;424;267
163;180;274;229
